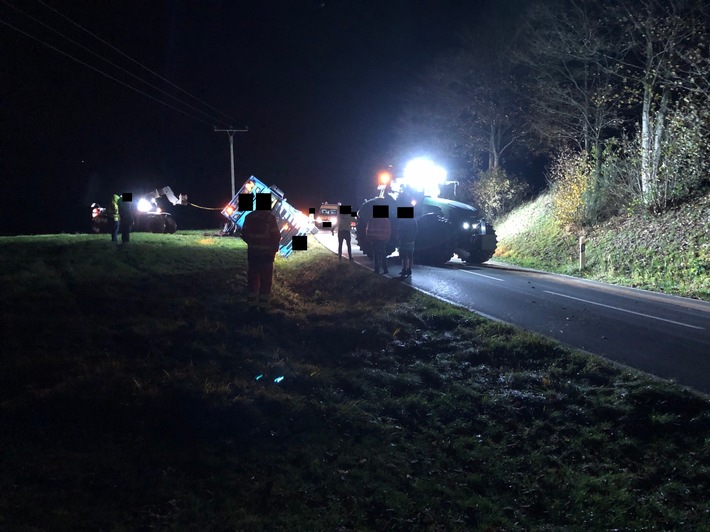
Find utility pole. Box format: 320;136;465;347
214;126;248;197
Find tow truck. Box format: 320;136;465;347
90;186;188;234
221;176;317;257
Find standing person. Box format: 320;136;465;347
336;209;353;260
366;214;391;274
111;193;120;242
241;207;281;310
117;193;134;243
397;217;417;277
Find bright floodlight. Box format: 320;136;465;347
137;198;153;212
402;157;447;197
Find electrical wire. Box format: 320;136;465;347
2;0;234;127
0;15;216;126
36;0;237;125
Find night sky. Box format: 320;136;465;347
1;0;512;235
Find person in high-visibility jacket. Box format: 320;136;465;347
111;193;121;242
241;208;281;310
366;215;391;274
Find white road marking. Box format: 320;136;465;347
461;270;504;282
544;290;704;330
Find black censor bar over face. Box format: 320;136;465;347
397;206;414;218
292;235;307;250
372;204;389;218
238;192;272;211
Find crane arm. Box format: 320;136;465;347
145;186;188;205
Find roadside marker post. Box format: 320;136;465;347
579;236;586;271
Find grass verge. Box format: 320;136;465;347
494;192;710;300
1;231;709;530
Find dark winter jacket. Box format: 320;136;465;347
397;218;418;243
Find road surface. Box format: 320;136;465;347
314;230;710;395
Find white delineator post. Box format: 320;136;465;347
579;236;586;271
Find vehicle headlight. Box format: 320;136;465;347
137;198;152;212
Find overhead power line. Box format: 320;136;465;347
2;1;233;127
0;16;215;126
35;0;237;125
0;0;244;128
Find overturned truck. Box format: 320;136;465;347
221;176;316;257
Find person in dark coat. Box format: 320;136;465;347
116;194;134;243
397;217;417;277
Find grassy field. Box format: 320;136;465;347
494;191;710;300
1;231;709;530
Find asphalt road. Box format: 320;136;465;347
314;230;710;395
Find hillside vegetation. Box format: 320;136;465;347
494;191;710;301
1;232;709;530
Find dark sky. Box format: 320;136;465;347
1;0;501;234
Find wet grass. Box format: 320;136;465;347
1;231;709;530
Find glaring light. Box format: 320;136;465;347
137;198;153;212
411;200;417;206
245;181;255;193
462;222;470;230
225;205;235;215
379;171;392;185
402;158;447;197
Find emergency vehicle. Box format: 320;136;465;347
314;203;339;231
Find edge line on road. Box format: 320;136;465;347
544;290;705;330
460;270;504;282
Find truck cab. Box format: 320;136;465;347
315;203;339;232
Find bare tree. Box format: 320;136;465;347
394;31;526;177
614;0;709;208
515;0;620;166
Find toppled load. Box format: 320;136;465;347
221;176;316;257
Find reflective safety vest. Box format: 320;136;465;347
112;194;120;221
241;210;281;258
366;217;391;242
